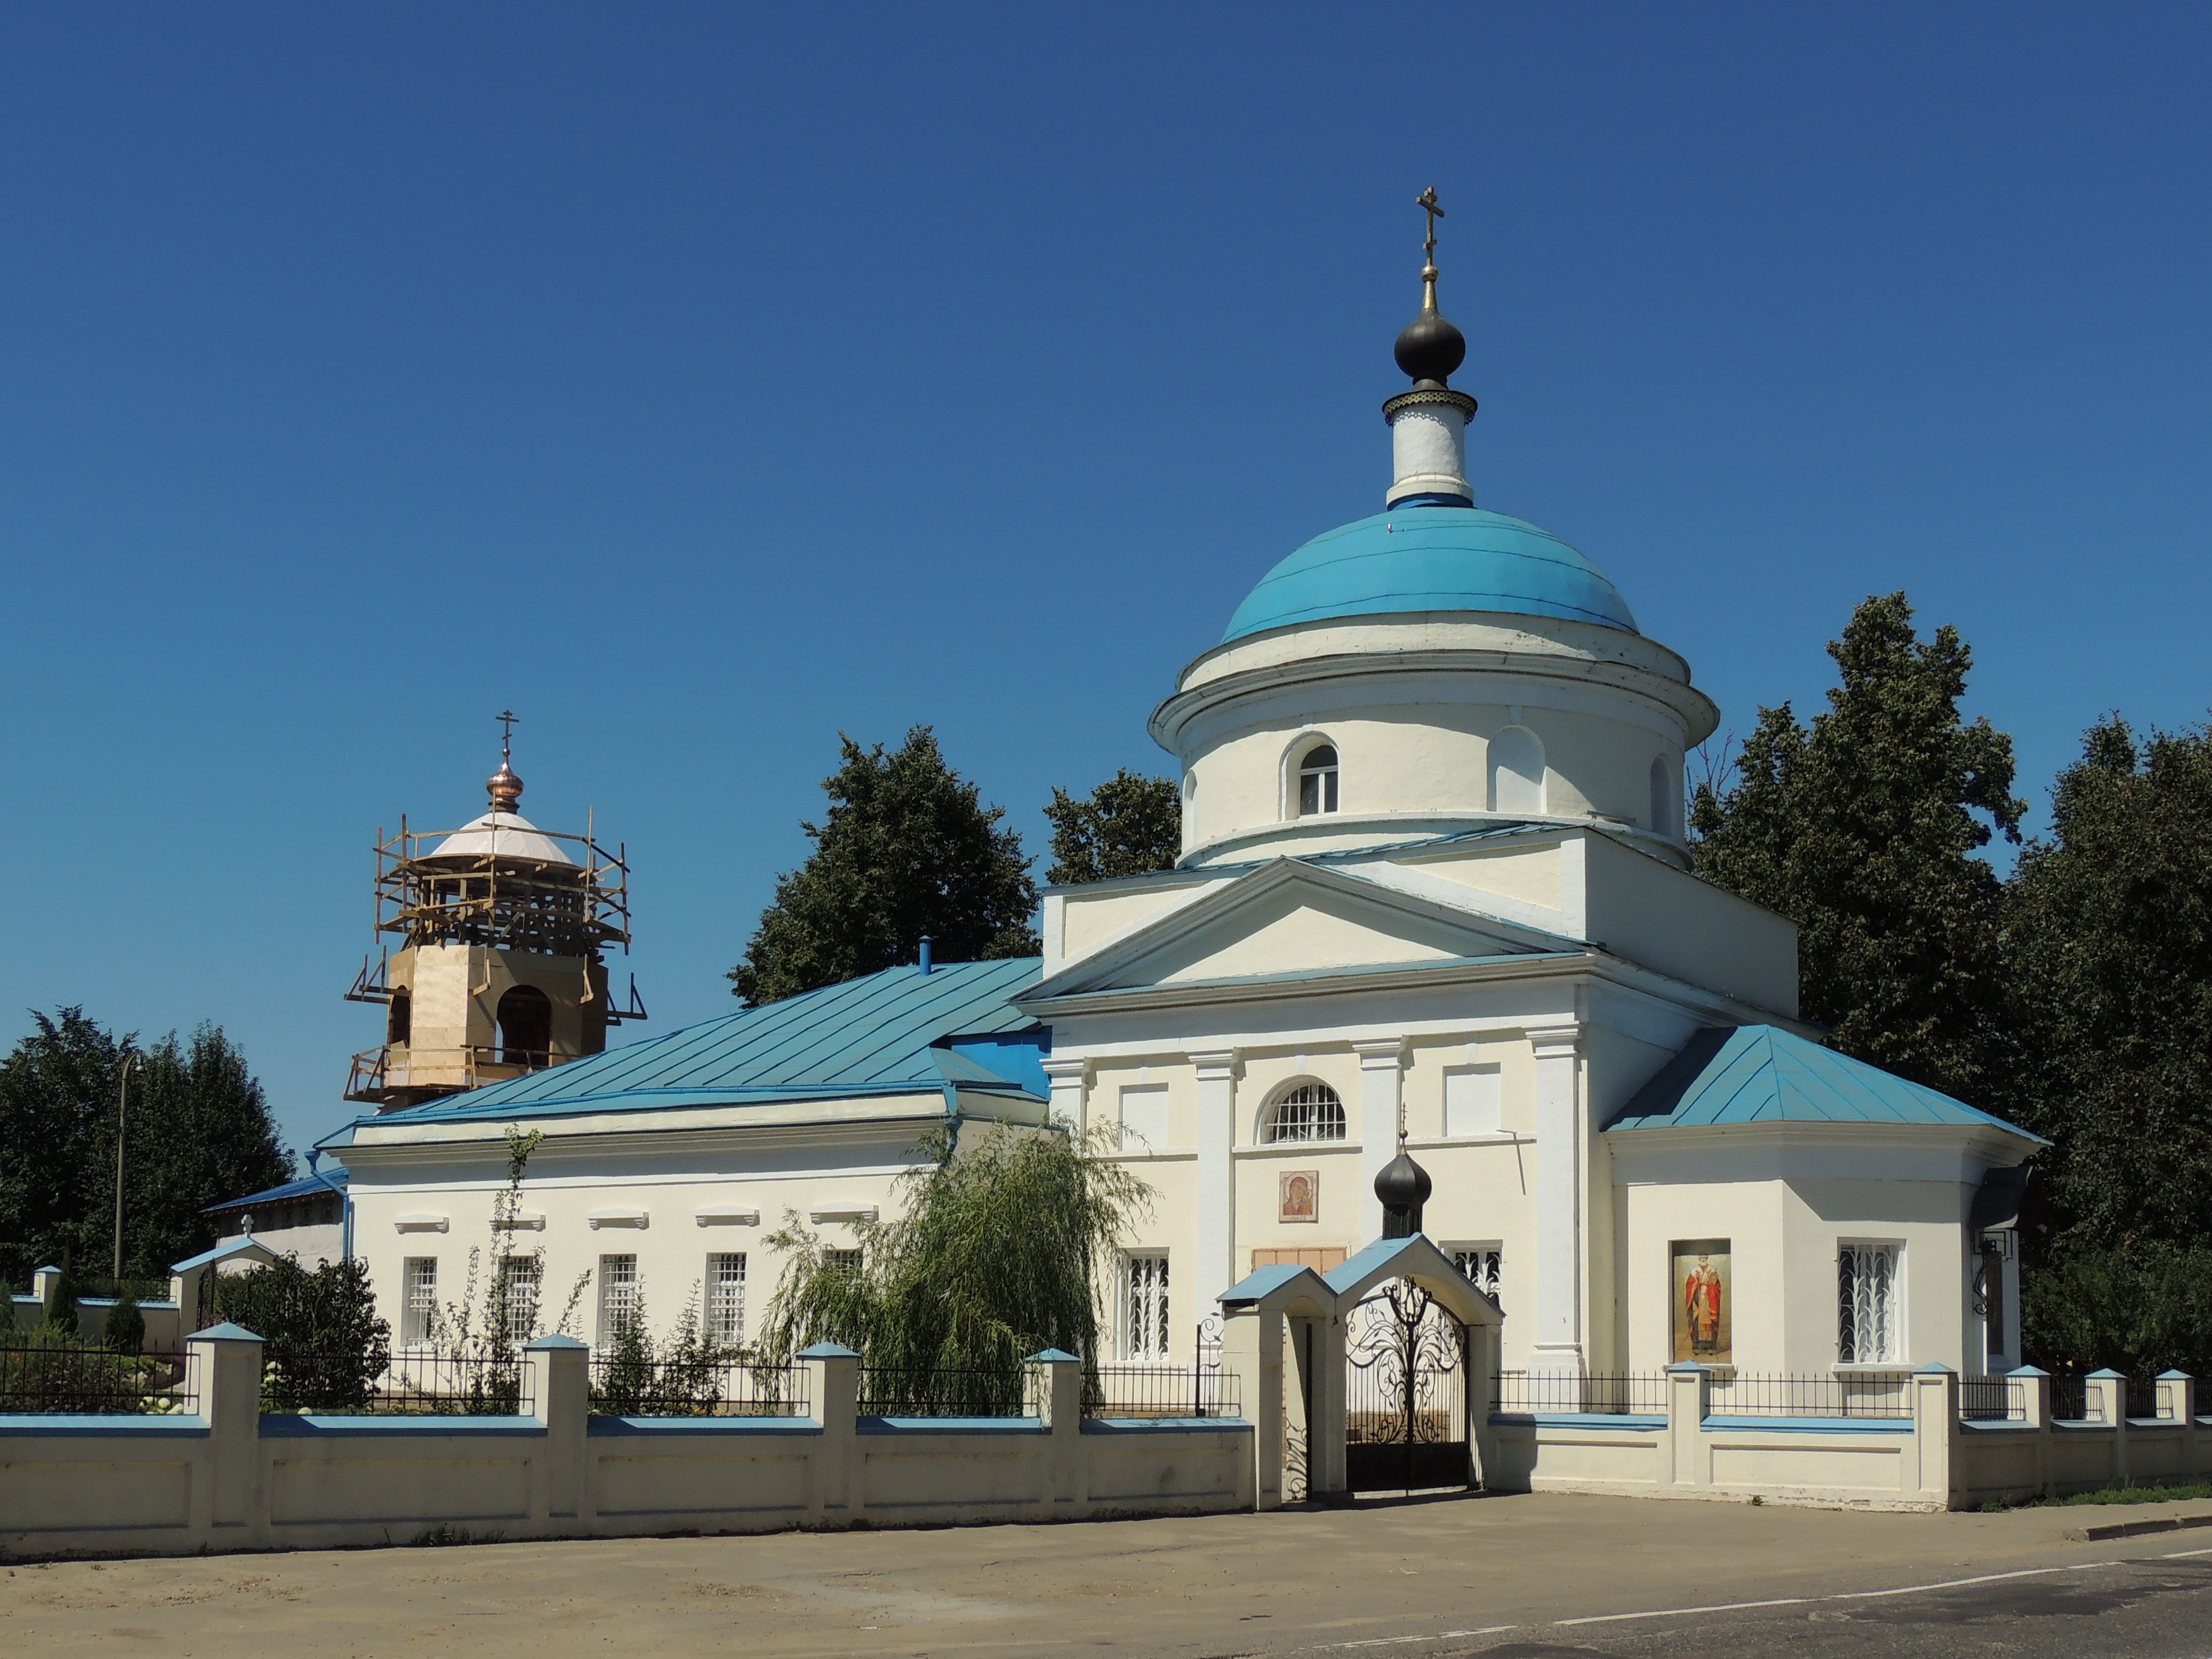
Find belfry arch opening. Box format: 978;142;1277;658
496;984;553;1069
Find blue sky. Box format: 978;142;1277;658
2;5;2206;1161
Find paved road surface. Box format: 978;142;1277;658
7;1492;2212;1657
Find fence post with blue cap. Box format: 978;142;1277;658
186;1322;264;1538
526;1334;589;1529
800;1342;858;1525
1029;1348;1084;1511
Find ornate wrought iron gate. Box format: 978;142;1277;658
1345;1277;1468;1493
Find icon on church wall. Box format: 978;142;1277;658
1671;1240;1731;1363
1280;1169;1319;1224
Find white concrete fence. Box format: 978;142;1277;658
1;1328;1254;1559
1487;1363;2212;1512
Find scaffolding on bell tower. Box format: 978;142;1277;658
343;716;647;1110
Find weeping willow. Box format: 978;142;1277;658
758;1122;1152;1401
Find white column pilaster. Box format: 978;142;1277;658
1191;1050;1240;1312
1353;1038;1406;1240
1041;1057;1087;1133
1528;1022;1586;1377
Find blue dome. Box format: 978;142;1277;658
1221;505;1639;644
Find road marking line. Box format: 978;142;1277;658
1320;1628;1515;1649
1830;1563;2102;1599
1557;1597;1810;1625
2161;1546;2212;1560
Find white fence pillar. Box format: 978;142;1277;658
2087;1370;2127;1487
1911;1364;1958;1509
1664;1363;1707;1490
526;1334;589;1527
1222;1306;1283;1510
186;1322;264;1539
800;1342;859;1525
1029;1348;1084;1513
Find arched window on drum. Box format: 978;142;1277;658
1260;1081;1347;1143
1296;745;1340;817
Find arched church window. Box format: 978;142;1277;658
387;991;411;1048
496;984;553;1069
1489;727;1544;816
1649;755;1680;839
1297;745;1340;816
1261;1081;1346;1143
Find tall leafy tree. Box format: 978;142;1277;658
1689;592;2024;1104
0;1011;291;1286
1044;769;1182;885
2005;719;2212;1252
730;726;1039;1006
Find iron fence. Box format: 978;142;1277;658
0;1341;192;1415
857;1366;1032;1418
1492;1371;1671;1416
2127;1378;2174;1421
589;1356;808;1417
1959;1377;2025;1422
263;1349;535;1416
1705;1373;1913;1420
2049;1376;2102;1422
1085;1363;1241;1419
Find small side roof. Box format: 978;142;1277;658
1607;1025;2044;1141
202;1170;347;1216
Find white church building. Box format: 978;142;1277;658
319;227;2039;1393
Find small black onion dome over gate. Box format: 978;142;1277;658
1375;1141;1433;1239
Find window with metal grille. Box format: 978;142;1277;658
402;1256;438;1346
707;1252;746;1345
1452;1245;1503;1299
1297;745;1340;816
1124;1252;1169;1359
1261;1082;1346;1143
1838;1242;1901;1363
496;1256;540;1343
598;1254;639;1344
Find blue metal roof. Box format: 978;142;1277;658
1606;1025;2043;1138
1222;505;1639;644
362;958;1046;1126
203;1171;346;1214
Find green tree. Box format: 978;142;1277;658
215;1257;391;1410
1689;593;2024;1104
2004;719;2212;1253
759;1124;1153;1396
0;1010;291;1286
730;727;1039;1006
1044;769;1182;884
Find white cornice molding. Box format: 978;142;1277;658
1605;1118;2040;1184
1524;1022;1584;1058
587;1207;650;1229
393;1214;449;1233
1352;1037;1406;1069
694;1206;760;1227
808;1204;879;1224
1187;1048;1240;1082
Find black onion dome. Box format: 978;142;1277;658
1394;297;1466;387
1375;1147;1432;1214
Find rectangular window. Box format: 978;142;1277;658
1451;1245;1503;1299
402;1257;438;1346
1838;1242;1901;1364
598;1253;639;1344
1443;1065;1503;1137
1978;1240;2007;1362
1124;1252;1169;1360
707;1252;746;1346
1118;1084;1170;1151
496;1256;541;1343
823;1248;862;1275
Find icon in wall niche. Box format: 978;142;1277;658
1671;1240;1731;1363
1280;1169;1319;1224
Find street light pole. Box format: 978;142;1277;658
112;1054;141;1281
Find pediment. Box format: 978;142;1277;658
1026;859;1575;1000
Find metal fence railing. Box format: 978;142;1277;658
589;1357;809;1418
2049;1376;2102;1422
857;1366;1032;1418
1085;1363;1241;1419
263;1349;535;1416
1959;1377;2025;1422
0;1341;192;1415
1492;1371;1671;1416
1705;1374;1913;1420
2127;1378;2173;1421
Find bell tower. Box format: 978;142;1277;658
344;716;646;1111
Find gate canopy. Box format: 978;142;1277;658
1219;1234;1502;1327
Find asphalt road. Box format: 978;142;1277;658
7;1492;2212;1657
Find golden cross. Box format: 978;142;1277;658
1417;186;1444;268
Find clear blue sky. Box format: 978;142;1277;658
3;5;2206;1163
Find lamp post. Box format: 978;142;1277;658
112;1054;141;1280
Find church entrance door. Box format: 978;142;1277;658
1344;1277;1468;1494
